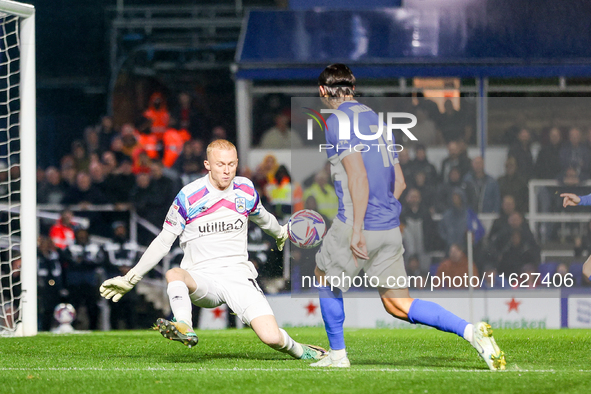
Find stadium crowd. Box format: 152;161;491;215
4;93;590;331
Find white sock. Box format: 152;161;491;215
463;324;474;343
277;328;304;358
331;348;347;360
167;281;192;324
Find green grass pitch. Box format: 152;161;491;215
1;327;590;394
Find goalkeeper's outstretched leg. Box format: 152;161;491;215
155;318;198;348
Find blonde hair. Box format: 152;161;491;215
206;139;237;159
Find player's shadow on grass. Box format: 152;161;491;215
162;353;287;363
355;356;483;370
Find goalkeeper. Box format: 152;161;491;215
560;192;591;281
100;139;326;361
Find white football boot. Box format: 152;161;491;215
471;322;506;371
310;350;351;368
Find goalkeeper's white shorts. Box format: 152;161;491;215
186;267;274;325
315;218;407;292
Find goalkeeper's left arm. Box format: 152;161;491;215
100;229;177;302
249;204;289;252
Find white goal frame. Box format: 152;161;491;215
0;0;36;336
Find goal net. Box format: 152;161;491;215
0;0;35;337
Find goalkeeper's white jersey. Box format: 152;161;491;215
163;174;280;274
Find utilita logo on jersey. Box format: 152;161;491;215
303;105;417;153
197;218;245;236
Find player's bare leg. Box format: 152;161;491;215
250;314;327;360
379;288;506;371
155;268;199;348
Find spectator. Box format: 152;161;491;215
8;164;21;202
489;195;518;245
440;140;471;183
211;126;227;142
63;171;107;206
120;123;139;158
492;212;539;270
508;128;535;181
132;151;152;175
0;252;21;329
435;244;479;288
259;110;303;149
410;108;439;146
438;100;466;143
574;220;591;258
397;148;413;184
462;156;501;213
0;161;7;202
84;126;100;157
560;127;591;177
130;172;168;227
265;165;292;220
101;151;118;176
71;140;90;172
497;230;540;277
60;156;77;188
143;92;170;137
438;188;484;250
559;165;585;186
134;116;160;161
302;170;338;220
104;222;140;329
105;158;135;203
173;139;206;183
38;166;67;205
97;115;116;154
162;125;191;168
252;154;279;195
109;135;127;163
150;160;176;207
534;127;563;179
63;229;104;330
89;161;109;199
498;157;529;213
412;170;437;213
435;166;466;213
400;188;443;272
37;236;65;331
409;144;438;185
172;92;202;138
49;209;76;250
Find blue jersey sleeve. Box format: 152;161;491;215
579;193;591;206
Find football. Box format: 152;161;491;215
53;303;76;325
287;209;327;249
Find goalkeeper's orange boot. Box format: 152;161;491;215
155;318;199;348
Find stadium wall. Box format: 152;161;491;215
196;290;591;330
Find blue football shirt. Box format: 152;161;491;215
324;100;401;231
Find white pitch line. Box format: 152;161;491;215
0;367;586;373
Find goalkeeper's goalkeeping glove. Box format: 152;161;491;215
99;268;143;302
276;224;289;252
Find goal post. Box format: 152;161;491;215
0;0;35;337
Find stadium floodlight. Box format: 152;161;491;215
0;0;35;337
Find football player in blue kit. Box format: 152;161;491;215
310;64;506;370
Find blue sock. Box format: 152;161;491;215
407;299;469;338
318;286;345;350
